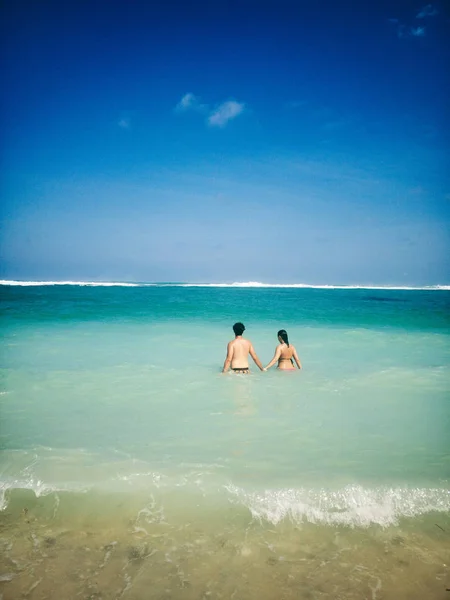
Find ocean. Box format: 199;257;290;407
1;281;449;599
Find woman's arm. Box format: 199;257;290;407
264;345;282;371
292;346;302;369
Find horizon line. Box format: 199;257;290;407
1;280;449;291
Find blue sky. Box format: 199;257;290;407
1;0;449;284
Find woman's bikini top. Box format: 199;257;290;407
278;344;294;363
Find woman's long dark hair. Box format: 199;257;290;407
278;329;289;347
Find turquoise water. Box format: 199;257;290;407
1;283;449;528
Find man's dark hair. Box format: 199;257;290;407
233;322;245;336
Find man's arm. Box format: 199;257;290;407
222;342;234;373
264;346;282;371
249;344;264;371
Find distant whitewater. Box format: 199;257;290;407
1;279;449;290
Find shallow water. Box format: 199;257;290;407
1;489;449;600
0;284;449;597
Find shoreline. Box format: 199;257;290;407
1;480;450;529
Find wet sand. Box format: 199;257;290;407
0;490;449;599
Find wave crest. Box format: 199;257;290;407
1;474;449;528
1;280;449;290
226;483;450;528
0;280;152;287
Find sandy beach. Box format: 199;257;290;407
1;489;449;600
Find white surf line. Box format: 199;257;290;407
1;280;449;290
0;280;149;287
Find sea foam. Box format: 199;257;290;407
1;280;449;290
226;483;450;528
0;280;147;287
1;475;449;528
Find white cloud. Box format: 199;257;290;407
393;3;437;40
397;24;426;38
207;101;245;128
118;117;130;129
175;94;246;128
416;4;438;18
175;93;207;113
410;26;426;37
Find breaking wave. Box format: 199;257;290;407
225;483;450;528
1;280;449;290
0;280;149;287
1;476;449;528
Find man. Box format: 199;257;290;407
222;322;264;374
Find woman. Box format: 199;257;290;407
263;329;302;371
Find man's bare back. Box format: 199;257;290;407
222;322;264;374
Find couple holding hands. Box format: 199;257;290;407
222;322;302;374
